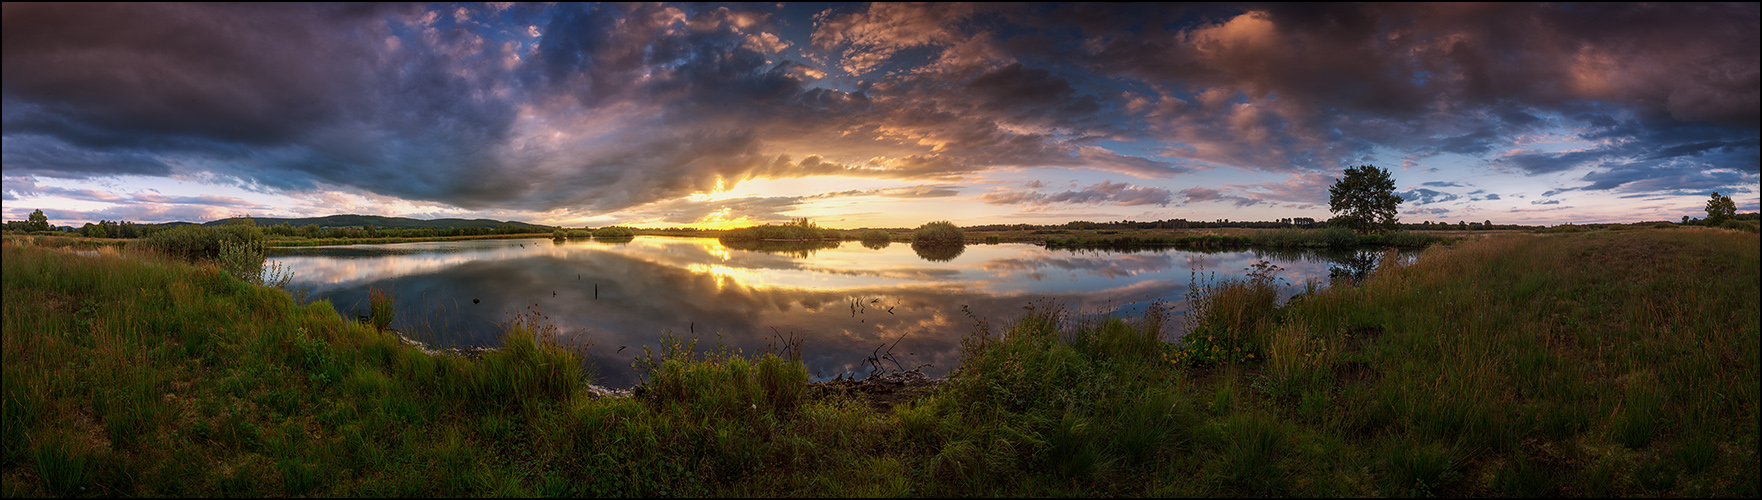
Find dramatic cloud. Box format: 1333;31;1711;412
3;3;1756;225
982;180;1174;209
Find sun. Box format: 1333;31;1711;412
695;207;754;230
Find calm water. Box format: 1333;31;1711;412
267;236;1392;387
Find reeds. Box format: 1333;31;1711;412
367;285;395;331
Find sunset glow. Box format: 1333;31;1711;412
3;3;1756;229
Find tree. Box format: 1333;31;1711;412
1705;192;1737;227
1327;165;1402;234
27;209;49;232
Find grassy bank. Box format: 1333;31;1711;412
3;229;1756;496
1042;227;1450;250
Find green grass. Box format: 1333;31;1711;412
3;228;1757;496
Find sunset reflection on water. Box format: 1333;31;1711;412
268;236;1374;387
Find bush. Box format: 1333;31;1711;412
134;223;266;262
719;218;838;242
859;230;892;242
592;226;636;238
1535;224;1579;234
216;237;269;284
912;221;964;246
1721;219;1759;233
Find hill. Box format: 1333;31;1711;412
199;214;553;230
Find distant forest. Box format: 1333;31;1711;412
7;211;1759;239
3;214;552;239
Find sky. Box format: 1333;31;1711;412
3;2;1758;229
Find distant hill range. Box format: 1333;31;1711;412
199;214;553;230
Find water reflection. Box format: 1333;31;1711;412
268;237;1403;387
911;242;965;262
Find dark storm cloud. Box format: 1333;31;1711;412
1072;3;1758;179
3;2;531;205
1;135;174;178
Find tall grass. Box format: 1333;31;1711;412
368;285;396;331
1168;261;1285;366
3;228;1755;496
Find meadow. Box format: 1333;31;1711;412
2;227;1756;496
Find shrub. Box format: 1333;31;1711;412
592;226;636;238
911;221;964;246
133;224;258;261
719;218;837;242
859;230;891;242
1535;224;1579;233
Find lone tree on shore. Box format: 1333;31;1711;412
1705;191;1737;227
27;209;50;232
1328;165;1402;234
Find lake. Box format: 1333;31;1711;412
267;236;1394;387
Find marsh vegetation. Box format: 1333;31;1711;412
2;227;1756;497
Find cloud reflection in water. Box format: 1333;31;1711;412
268;236;1366;387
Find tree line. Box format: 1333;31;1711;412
2;210;545;240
